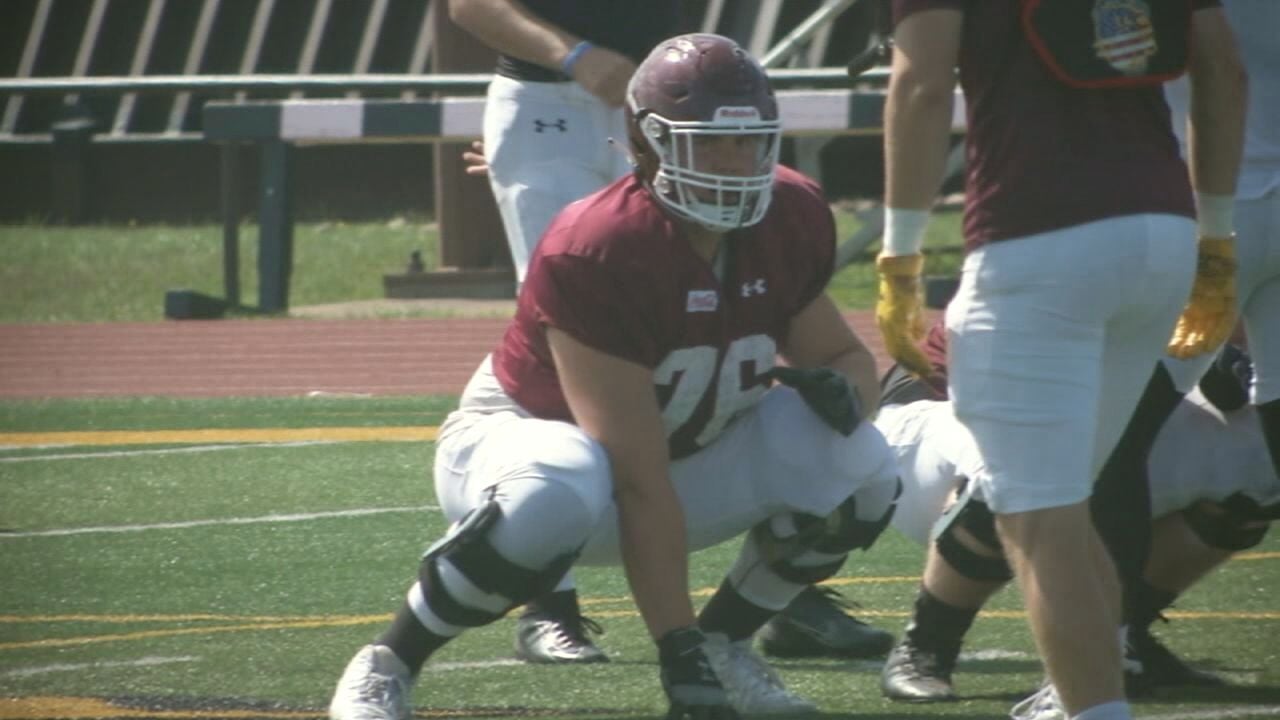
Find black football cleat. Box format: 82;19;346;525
879;637;960;703
1125;627;1224;695
759;585;895;659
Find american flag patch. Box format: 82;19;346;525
686;289;719;312
1092;0;1157;75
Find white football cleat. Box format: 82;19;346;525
703;632;818;715
329;645;413;720
1009;681;1066;720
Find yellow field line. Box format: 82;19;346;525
0;616;390;651
0;696;319;719
0;696;597;720
0;427;437;446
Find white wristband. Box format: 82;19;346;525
882;208;930;257
1195;192;1235;238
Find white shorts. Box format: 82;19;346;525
878;392;1278;546
945;214;1197;514
1162;187;1280;401
432;359;900;566
875;400;982;545
1148;388;1279;517
483;76;632;283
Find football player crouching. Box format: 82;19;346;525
874;334;1273;704
328;33;903;720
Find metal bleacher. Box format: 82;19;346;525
3;1;952;315
1;0;888;142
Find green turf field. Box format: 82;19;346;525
0;209;965;322
2;396;1277;719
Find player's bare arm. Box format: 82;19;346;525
1185;6;1247;199
449;0;579;72
884;9;961;210
449;0;634;107
546;326;699;642
780;292;881;418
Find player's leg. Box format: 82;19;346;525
883;487;1011;702
870;400;1007;701
1123;501;1243;693
1089;362;1187;637
330;416;613;719
483;77;626;285
948;215;1195;719
586;385;899;715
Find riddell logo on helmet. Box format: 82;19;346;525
715;107;761;121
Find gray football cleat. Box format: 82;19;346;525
514;611;609;664
329;644;413;720
880;637;960;702
759;585;895;659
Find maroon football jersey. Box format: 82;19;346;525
879;321;950;405
492;165;836;458
893;0;1211;249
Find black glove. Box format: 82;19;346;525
1198;343;1253;413
657;626;740;720
765;366;863;436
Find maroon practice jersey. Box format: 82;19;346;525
893;0;1212;249
879;322;950;406
492;165;836;458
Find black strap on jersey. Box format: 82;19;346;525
1020;0;1191;89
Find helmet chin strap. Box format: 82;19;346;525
607;136;636;168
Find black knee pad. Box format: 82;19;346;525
1183;498;1272;552
751;481;901;585
814;477;902;554
419;500;578;627
934;493;1013;583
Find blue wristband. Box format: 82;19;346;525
560;40;593;78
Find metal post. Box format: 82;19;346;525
219;142;241;308
257;140;292;313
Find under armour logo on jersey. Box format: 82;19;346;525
686;289;719;312
741;278;768;297
534;118;568;133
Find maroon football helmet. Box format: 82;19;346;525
626;33;782;230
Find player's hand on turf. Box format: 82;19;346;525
765;366;862;436
658;626;740;720
875;253;933;377
1168;236;1237;359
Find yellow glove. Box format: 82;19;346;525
1167;236;1237;359
875;254;933;377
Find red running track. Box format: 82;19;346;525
0;312;912;399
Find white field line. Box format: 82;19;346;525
0;506;437;539
1141;708;1280;720
0;440;336;462
424;658;525;672
1;655;198;678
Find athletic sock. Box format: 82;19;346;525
377;602;452;676
698;578;778;642
522;588;582;620
905;586;977;652
1128;579;1177;634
